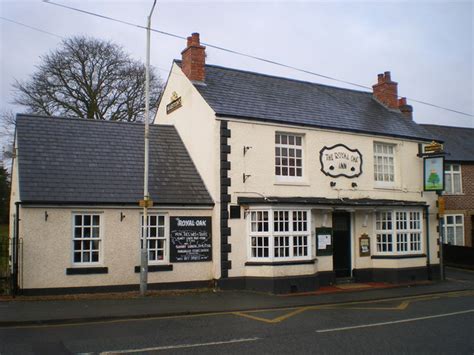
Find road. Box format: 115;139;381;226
1;269;473;354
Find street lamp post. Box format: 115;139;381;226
140;0;157;297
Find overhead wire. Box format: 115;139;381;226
8;2;474;118
0;16;64;39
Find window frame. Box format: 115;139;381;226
374;209;423;255
247;207;312;262
140;213;169;264
71;212;103;266
274;132;304;182
443;214;464;246
444;164;462;195
373;142;396;187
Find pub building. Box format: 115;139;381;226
9;32;442;295
154;33;441;293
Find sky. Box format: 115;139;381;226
1;0;473;135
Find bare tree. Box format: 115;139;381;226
13;36;162;122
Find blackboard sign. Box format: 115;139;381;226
170;217;212;262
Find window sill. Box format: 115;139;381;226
134;264;173;273
66;267;108;275
442;193;464;196
373;185;400;191
245;259;316;266
371;254;426;260
274;180;310;186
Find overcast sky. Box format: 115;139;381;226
1;0;473;130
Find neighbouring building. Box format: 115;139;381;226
154;33;441;293
421;124;474;247
9;116;215;294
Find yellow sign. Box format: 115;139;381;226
424;141;444;154
438;196;445;215
139;199;154;208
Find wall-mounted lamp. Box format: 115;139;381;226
243;208;250;219
120;212;126;222
243;146;253;156
44;211;49;222
243;173;251;183
322;212;329;227
363;212;369;227
330;181;336;188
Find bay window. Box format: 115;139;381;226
375;210;422;254
249;209;311;261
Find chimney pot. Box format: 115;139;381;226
181;32;206;82
372;71;398;109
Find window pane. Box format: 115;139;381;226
92;215;100;226
84;215;91;226
453;175;461;193
75;215;82;226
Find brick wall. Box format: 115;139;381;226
444;163;474;247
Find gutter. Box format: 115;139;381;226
424;205;431;280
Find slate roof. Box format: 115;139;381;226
420;124;474;162
177;61;432;142
238;197;427;207
15;114;213;205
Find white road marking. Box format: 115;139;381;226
100;337;261;354
316;309;474;333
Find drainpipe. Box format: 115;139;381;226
12;202;20;297
424;205;431;281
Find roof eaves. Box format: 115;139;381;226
215;113;433;143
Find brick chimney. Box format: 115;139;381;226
398;97;413;119
181;33;206;82
372;71;398;109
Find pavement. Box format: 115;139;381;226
0;267;473;327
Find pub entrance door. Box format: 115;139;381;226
332;212;352;278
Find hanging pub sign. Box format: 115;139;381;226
316;227;333;256
166;91;182;114
319;144;363;178
170;217;212;262
423;156;444;192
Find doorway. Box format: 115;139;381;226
332;212;352;278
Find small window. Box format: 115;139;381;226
444;164;462;194
374;142;395;184
141;214;168;263
73;213;101;264
275;133;303;178
443;214;464;246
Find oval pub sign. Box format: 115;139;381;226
319;144;363;178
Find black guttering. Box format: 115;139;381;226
237;197;427;207
19;201;214;207
220;120;232;278
215;113;433;143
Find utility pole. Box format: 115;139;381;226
140;0;157;297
